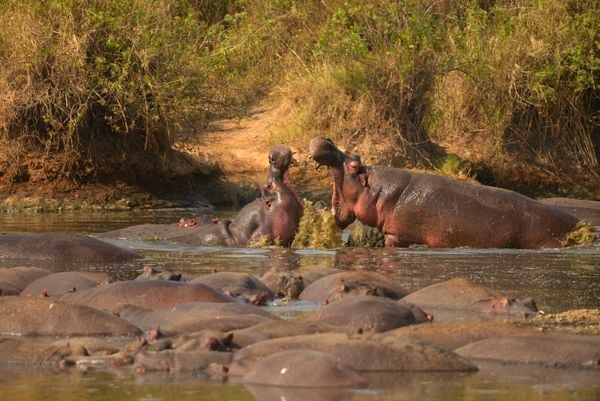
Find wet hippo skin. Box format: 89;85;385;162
309;136;580;248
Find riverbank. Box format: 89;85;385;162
2;100;598;213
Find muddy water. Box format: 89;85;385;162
0;209;599;401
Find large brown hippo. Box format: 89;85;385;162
60;280;235;312
299;271;407;303
20;271;105;297
118;301;278;334
242;350;368;388
309;136;580;248
231;332;477;373
0;233;142;266
0;267;51;295
100;145;303;246
401;277;539;321
0;297;141;336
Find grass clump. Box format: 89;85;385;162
560;220;597;247
346;221;385;248
292;199;342;249
249;235;283;248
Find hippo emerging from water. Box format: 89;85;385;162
179;145;303;246
101;145;303;246
309;137;580;248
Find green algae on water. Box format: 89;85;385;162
560;220;597;247
291;199;342;249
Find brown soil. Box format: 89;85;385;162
0;100;330;211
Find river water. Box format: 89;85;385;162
0;208;599;401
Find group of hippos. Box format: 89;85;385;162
99;136;594;249
0;137;599;391
0;264;598;388
56;136;600;249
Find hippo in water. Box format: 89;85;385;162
0;233;142;267
100;145;303;246
309;137;580;248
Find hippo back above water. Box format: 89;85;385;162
0;233;142;267
309;136;581;249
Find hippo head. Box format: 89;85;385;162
268;145;295;181
488;296;539;318
309;137;348;167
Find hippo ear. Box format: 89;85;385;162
224;333;234;346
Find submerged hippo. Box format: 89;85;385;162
401;277;538;321
242;350;368;388
309;137;580;248
232;332;477;373
0;233;142;266
20;271;103;297
299;271;407;303
61;280;235;312
0;297;141;337
0;267;51;296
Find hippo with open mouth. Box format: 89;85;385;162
309;136;580;248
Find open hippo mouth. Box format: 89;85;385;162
309;137;347;167
268;145;296;183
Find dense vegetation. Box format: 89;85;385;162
1;0;598;196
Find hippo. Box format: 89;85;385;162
60;280;235;312
309;136;580;248
231;332;477;373
376;320;530;351
118;301;278;334
20;271;104;297
0;337;68;365
229;320;342;348
454;332;600;369
173;145;303;246
259;269;305;300
242;350;368;388
0;233;142;267
400;277;538;322
299;271;407;303
0;297;142;336
0;266;51;295
99;145;303;247
189;272;274;304
312;296;431;333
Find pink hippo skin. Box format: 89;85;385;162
309;136;579;248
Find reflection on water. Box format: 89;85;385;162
0;363;598;401
0;209;599;401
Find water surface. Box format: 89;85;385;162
0;209;598;401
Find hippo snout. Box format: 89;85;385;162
309;136;346;167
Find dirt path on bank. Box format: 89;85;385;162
173;101;329;206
